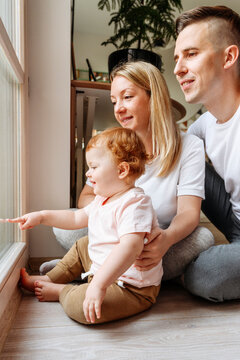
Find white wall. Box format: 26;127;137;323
27;0;71;257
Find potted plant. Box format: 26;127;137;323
98;0;183;73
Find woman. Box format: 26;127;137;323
75;61;214;280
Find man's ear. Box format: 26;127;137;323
224;45;239;70
118;162;130;179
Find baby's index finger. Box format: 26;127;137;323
0;218;8;223
7;217;24;223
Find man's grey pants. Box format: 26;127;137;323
184;162;240;302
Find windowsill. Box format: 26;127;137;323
0;242;28;319
0;242;26;291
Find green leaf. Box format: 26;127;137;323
98;0;183;50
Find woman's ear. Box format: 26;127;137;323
118;162;130;179
224;45;239;70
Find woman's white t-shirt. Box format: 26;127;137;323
135;132;205;228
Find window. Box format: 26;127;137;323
0;0;25;261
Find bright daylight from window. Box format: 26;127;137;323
0;0;21;259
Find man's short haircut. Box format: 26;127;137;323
86;127;148;181
176;6;240;74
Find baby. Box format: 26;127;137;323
5;127;163;324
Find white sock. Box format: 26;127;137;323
39;259;61;275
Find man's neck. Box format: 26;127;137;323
215;104;240;124
206;90;240;124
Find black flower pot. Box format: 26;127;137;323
108;48;162;75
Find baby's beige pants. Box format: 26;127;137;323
47;236;160;325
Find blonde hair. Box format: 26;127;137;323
110;61;182;177
86;127;148;181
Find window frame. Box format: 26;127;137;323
0;0;28;321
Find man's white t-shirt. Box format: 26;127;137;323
188;105;240;220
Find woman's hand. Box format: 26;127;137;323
134;196;202;272
83;281;106;323
134;227;170;271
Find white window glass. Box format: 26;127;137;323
0;0;21;259
0;0;20;59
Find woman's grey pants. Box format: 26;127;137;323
184;162;240;302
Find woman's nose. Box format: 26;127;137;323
115;101;125;113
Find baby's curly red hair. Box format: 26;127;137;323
86;127;148;180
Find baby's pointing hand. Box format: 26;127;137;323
1;213;41;230
0;219;8;223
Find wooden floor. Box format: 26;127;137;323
1;223;240;359
1;282;240;360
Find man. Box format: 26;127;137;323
174;5;240;302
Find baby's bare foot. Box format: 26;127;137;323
34;281;65;302
20;268;50;292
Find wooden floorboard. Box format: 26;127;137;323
1;281;240;360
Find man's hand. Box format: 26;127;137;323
134;227;170;271
83;281;106;323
